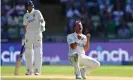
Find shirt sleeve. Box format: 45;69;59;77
23;15;28;26
38;10;45;27
67;35;75;44
83;36;87;45
38;10;44;20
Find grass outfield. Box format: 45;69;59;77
1;78;65;80
1;65;133;77
1;79;75;80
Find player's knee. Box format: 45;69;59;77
87;59;100;69
25;45;32;50
34;43;42;48
96;61;100;68
25;48;32;53
93;61;100;69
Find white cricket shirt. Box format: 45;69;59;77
23;9;45;34
67;32;87;56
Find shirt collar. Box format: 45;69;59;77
27;8;34;14
74;32;82;36
74;32;77;35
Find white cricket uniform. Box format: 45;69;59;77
67;32;100;75
23;9;45;73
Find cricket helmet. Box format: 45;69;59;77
25;0;34;8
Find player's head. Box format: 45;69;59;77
73;21;83;34
25;0;34;12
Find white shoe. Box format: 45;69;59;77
25;69;32;75
80;68;86;79
75;73;82;79
34;69;40;75
35;72;40;75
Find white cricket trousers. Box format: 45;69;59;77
70;53;100;75
25;32;43;73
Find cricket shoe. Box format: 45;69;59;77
80;68;87;79
25;69;32;75
35;72;40;75
34;69;40;75
75;73;82;79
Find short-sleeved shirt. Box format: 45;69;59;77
23;9;45;34
67;32;87;56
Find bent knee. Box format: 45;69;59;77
93;61;100;69
96;61;100;67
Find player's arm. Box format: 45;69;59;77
38;10;45;27
67;35;78;49
23;15;28;37
24;25;27;36
84;34;91;52
70;42;78;49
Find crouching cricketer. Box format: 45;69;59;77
23;1;45;75
67;21;100;79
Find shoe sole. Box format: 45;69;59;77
35;73;40;75
25;72;32;75
82;78;86;79
76;76;82;79
76;78;82;79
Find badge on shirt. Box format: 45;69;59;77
33;14;35;17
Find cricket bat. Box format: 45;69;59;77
14;43;25;75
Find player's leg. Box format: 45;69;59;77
25;39;34;75
69;53;82;79
82;55;100;72
80;55;100;79
80;67;86;79
34;35;43;75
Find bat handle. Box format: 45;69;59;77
19;54;23;58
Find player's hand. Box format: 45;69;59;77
86;33;91;40
22;37;25;46
77;34;82;40
41;25;45;32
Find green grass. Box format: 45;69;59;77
91;65;133;76
1;78;74;80
1;65;133;77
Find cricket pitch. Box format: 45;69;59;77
1;75;133;80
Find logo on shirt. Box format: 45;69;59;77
33;14;35;17
28;19;36;23
78;43;84;48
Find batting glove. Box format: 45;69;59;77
22;37;25;46
40;25;45;32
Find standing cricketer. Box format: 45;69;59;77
67;21;100;79
23;0;45;75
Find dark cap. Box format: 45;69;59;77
25;0;34;8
